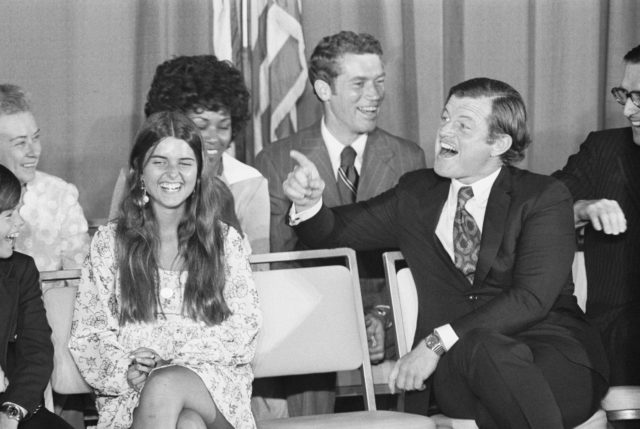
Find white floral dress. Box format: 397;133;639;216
69;223;261;429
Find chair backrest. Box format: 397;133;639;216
249;248;376;411
40;269;92;394
383;251;418;356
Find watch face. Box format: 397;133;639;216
2;404;22;421
425;334;437;348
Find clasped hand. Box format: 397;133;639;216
365;314;385;363
388;341;440;394
282;150;325;212
575;199;627;235
126;347;165;391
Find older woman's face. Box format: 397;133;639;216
0;112;41;184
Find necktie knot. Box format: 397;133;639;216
457;186;474;208
340;145;357;169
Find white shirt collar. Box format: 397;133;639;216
220;152;262;185
450;167;502;209
321;117;367;177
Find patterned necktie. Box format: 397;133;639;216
337;145;359;205
453;186;481;284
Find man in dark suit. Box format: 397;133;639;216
0;163;71;429
255;30;425;416
553;45;640;395
284;77;609;428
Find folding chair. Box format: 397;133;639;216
382;251;609;429
40;269;92;395
249;248;435;429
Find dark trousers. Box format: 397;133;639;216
431;329;608;429
594;304;640;386
20;407;73;429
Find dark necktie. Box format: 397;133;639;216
453;186;481;284
337;145;359;205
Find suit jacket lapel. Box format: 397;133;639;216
359;129;395;200
413;176;470;284
296;125;341;207
474;168;511;287
619;136;640;213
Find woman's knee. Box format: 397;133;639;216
177;409;206;429
140;366;196;403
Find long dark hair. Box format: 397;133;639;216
0;164;21;212
116;111;232;326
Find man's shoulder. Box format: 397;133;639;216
31;171;79;197
371;128;423;154
504;166;571;199
397;168;441;189
583;127;632;149
258;123;321;156
0;251;37;279
254;123;322;177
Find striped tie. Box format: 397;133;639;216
453;186;481;284
337;146;359;205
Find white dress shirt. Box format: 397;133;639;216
434;167;502;350
321;117;367;178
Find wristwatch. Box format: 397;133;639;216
0;402;25;422
424;332;445;356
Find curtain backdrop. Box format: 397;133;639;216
1;0;639;221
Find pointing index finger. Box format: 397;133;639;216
290;150;314;170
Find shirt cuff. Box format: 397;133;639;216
434;324;459;352
287;199;323;226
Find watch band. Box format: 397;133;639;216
424;332;445;356
0;402;25;422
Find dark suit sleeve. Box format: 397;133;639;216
255;149;299;253
451;180;577;336
2;258;53;413
552;132;600;200
294;186;401;251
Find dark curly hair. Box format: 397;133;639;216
624;44;640;64
447;77;532;165
144;55;250;139
309;31;383;95
0;164;21;213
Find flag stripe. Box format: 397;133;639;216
213;0;307;158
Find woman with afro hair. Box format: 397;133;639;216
109;55;269;254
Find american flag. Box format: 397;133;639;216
212;0;308;163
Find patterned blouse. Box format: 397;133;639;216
69;223;261;429
16;171;90;281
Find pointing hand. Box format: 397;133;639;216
283;150;325;212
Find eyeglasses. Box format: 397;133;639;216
611;87;640;108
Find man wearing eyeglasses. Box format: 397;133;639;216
553;44;640;398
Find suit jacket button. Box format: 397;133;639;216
468;295;477;301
